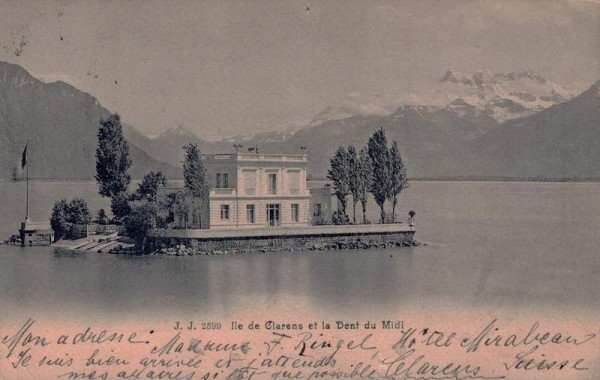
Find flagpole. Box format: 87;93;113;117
25;141;29;222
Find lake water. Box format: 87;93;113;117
0;180;598;320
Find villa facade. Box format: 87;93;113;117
157;152;332;230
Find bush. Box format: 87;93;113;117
96;209;109;225
50;198;92;241
313;216;329;225
123;202;158;248
68;198;91;225
110;192;131;223
50;200;70;241
331;211;350;225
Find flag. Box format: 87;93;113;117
21;144;27;169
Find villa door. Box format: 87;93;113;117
266;204;280;226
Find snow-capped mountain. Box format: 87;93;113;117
434;69;577;122
306;106;380;128
4;60;593;181
304;69;576;133
456;79;600;178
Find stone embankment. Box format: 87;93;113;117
156;238;421;256
147;223;418;256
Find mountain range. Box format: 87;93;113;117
455;79;600;178
435;69;576;123
0;61;597;180
0;61;178;180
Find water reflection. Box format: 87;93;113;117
1;181;599;319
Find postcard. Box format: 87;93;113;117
0;1;598;379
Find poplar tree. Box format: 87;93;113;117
327;146;351;217
134;171;168;202
110;192;131;222
183;143;209;200
95;114;132;198
347;145;360;223
356;147;373;224
367;128;390;223
388;140;409;222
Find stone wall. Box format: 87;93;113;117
145;229;415;255
21;229;54;246
70;224;123;239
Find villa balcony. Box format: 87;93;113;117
200;153;307;163
236;153;307;162
209;188;237;197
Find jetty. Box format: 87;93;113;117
52;232;135;254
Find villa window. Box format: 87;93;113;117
268;173;277;194
216;173;229;188
314;203;322;216
246;204;255;223
222;173;229;188
220;205;230;220
244;170;256;195
289;170;300;195
291;204;299;222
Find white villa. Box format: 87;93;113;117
157;152;333;230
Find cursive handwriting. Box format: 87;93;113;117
1;318;50;359
503;345;589;372
0;318;596;380
381;348;502;380
461;319;596;354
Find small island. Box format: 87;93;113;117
13;115;417;255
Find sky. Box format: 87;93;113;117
0;0;598;138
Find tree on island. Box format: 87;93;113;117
50;198;92;241
356;147;373;224
95;114;133;223
124;202;158;249
95;113;132;197
95;209;109;225
124;171;168;239
387;140;409;222
327;146;351;218
347;145;360;224
368;128;391;223
133;171;168;202
110;192;132;223
50;200;70;241
68;198;92;225
183;143;209;200
161;190;189;228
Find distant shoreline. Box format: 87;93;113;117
307;177;600;183
410;176;600;183
3;177;600;183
